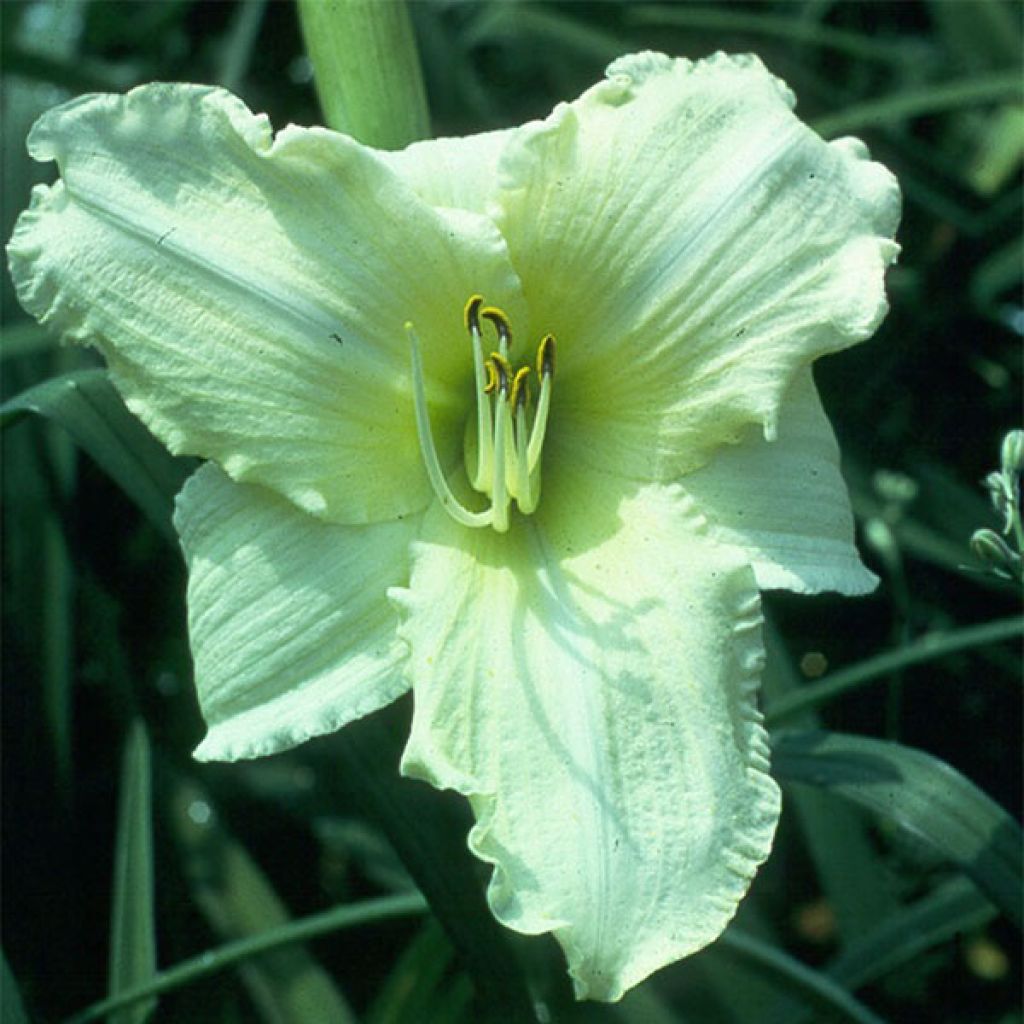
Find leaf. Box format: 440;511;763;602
711;930;887;1024
108;720;157;1024
765;616;1024;727
1;370;188;543
167;774;358;1024
304;704;538;1023
827;877;997;989
773;731;1023;929
1;950;31;1024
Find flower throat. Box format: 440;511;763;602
405;295;555;533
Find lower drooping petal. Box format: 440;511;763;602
682;370;878;595
175;463;416;761
392;469;781;1000
495;52;900;482
8;83;525;524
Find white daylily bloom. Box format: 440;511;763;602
7;52;899;1000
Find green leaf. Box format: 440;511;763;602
710;930;886;1024
761;620;898;944
305;706;538;1023
296;0;429;148
2;950;31;1024
64;893;427;1024
765;616;1024;727
827;877;997;990
1;370;188;544
108;720;157;1024
167;774;358;1024
812;72;1023;139
365;917;463;1024
774;731;1023;928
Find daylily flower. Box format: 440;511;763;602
7;52;899;1000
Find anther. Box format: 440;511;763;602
482;307;511;359
510;366;531;413
537;334;556;378
464;294;484;334
489;352;512;395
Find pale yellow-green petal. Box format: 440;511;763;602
7;83;525;524
392;468;780;1000
378;128;513;214
495;51;900;481
174;463;416;761
683;370;877;595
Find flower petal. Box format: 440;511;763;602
7;83;525;523
392;469;780;1000
174;463;415;761
378;128;513;214
495;51;900;480
682;370;877;595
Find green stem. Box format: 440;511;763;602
62;891;427;1024
813;72;1023;138
766;615;1024;728
296;0;430;148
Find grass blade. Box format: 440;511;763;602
307;708;538;1023
2;950;32;1024
827;877;997;989
64;892;427;1024
712;930;886;1024
167;774;358;1023
774;731;1023;928
813;72;1023;138
108;721;156;1024
765;616;1024;727
1;370;187;544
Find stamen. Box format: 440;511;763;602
464;294;484;334
512;371;536;514
465;295;492;491
491;379;511;533
528;335;555;471
482;306;511;360
405;322;492;529
483;359;499;395
510;366;531;413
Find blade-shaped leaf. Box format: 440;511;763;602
2;950;31;1024
108;720;157;1024
774;731;1023;928
710;930;887;1024
167;774;357;1023
828;877;997;989
1;369;188;543
304;704;538;1023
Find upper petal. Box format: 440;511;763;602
7;84;525;524
377;127;513;215
495;51;900;481
175;462;416;761
393;469;780;1000
682;369;878;595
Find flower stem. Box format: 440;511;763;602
297;0;430;149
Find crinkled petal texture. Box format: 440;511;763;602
393;467;781;1001
8;83;525;524
175;463;416;760
494;51;900;480
683;370;877;595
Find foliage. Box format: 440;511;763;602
2;2;1021;1022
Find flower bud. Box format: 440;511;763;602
1000;429;1024;476
970;528;1022;578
